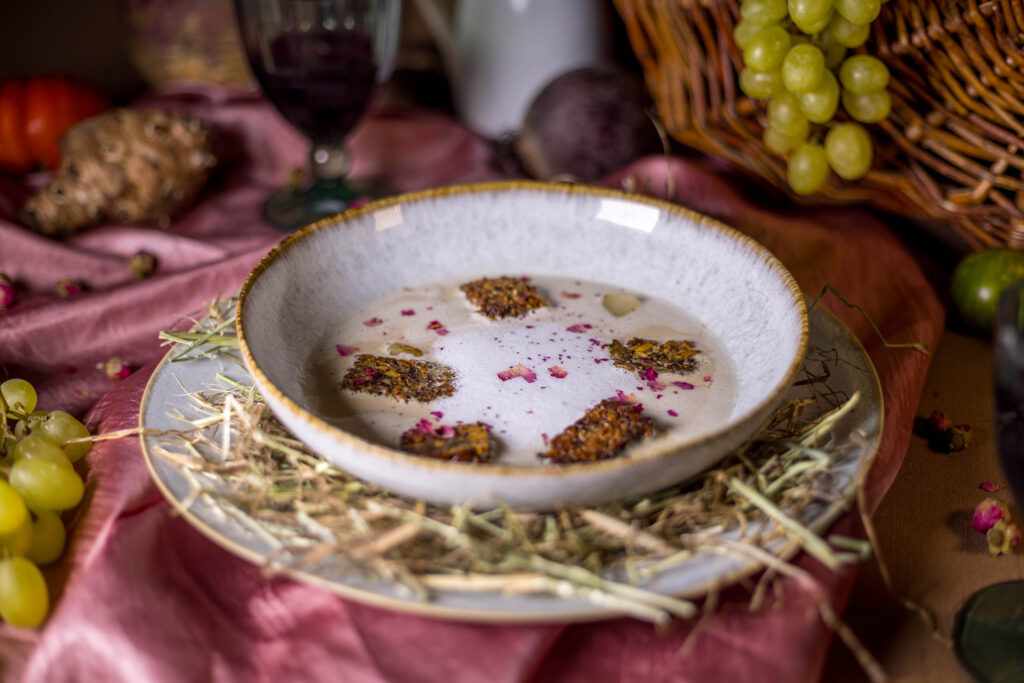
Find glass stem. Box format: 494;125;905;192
310;140;351;184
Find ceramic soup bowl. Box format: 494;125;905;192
237;182;808;510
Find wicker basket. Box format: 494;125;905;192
614;0;1024;249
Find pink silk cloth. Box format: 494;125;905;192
0;88;943;682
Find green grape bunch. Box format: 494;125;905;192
735;0;892;195
0;378;91;628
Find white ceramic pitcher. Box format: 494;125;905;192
412;0;614;139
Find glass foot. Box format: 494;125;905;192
953;580;1024;682
261;179;361;232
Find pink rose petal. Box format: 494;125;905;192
667;410;678;417
401;309;415;316
981;482;1005;492
672;381;695;390
566;323;592;333
548;366;568;378
335;344;358;357
363;317;383;327
430;411;444;419
497;363;537;383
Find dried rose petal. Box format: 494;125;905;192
668;409;678;417
980;482;1006;492
56;277;83;299
973;498;1008;534
566;324;592;333
602;293;640;317
548;366;567;378
100;356;132;379
673;381;695;390
647;379;665;391
128;251;157;279
0;273;15;309
435;328;450;336
363;317;384;327
704;375;713;383
430;411;444;419
987;520;1022;555
497;363;537;383
401;309;415;316
336;344;358;357
561;291;581;299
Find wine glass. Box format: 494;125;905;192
234;0;401;230
952;278;1024;681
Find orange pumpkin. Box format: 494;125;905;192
0;75;109;173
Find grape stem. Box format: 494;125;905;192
809;283;930;355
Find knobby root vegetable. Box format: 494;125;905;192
21;108;216;235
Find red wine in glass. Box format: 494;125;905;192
235;0;401;230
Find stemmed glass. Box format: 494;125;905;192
952;278;1024;681
234;0;401;230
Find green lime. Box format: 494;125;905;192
951;248;1024;333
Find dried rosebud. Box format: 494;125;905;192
100;356;132;379
128;251;157;279
986;520;1022;555
927;410;953;433
972;498;1009;534
55;277;83;298
0;273;15;310
945;424;972;452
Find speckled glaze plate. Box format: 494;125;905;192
139;306;882;623
235;182;809;510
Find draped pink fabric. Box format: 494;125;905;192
0;88;942;682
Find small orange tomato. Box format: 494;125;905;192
0;75;109;172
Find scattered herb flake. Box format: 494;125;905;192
400;420;493;463
540;398;654;464
341;354;455;402
607;338;701;376
388;343;424;357
460;276;548;319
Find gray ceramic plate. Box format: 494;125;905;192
139;306;881;623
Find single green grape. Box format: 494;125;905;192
33;411;92;463
740;68;785;99
842;88;891;123
787;143;831;195
828;13;870;47
733;19;767;50
13;411;47;439
834;0;881;24
825;122;874;179
0;557;48;628
0;379;37;416
0;481;28;536
763;124;810;154
782;44;826;94
13;436;73;469
744;25;791;72
741;0;788;24
798;69;840;123
1;514;33;557
815;30;847;68
839;54;890;94
768;93;810;138
10;458;84;512
788;0;834;25
27;511;65;566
